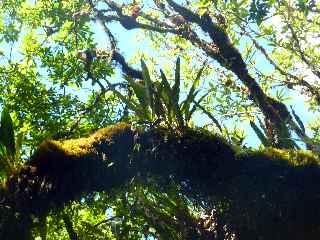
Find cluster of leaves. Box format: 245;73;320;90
29;181;212;240
0;106;20;180
112;58;220;132
248;0;273;25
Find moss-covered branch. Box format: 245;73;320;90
1;123;320;239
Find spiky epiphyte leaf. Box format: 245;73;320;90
250;120;271;147
112;88;149;120
160;69;173;124
126;76;148;109
186;92;208;122
172;57;180;107
181;63;206;116
290;106;305;133
141;60;154;114
194;100;222;132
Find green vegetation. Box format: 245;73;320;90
1;0;320;239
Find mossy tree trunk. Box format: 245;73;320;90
1;123;320;239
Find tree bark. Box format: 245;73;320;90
1;123;320;239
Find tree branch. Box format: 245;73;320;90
242;27;320;105
2;123;320;239
93;1;309;146
165;0;294;148
112;51;143;79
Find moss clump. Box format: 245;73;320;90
134;127;236;186
238;147;320;167
221;147;320;239
31;122;132;160
3;123;133;218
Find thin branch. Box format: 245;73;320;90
287;23;320;79
95;13;117;51
241;27;320;105
221;111;262;118
281;2;320;79
112;51;143;79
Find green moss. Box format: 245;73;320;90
238;147;320;167
33;123;132;160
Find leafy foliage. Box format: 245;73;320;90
249;0;273;25
0;106;16;178
0;107;15;156
0;0;320;239
111;58;212;131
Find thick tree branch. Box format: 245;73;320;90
165;0;295;148
94;0;295;148
89;0;316;148
1;123;320;239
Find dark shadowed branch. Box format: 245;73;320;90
1;123;320;239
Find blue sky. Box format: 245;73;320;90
1;0;318;149
90;16;319;148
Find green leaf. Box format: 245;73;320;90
152;82;166;118
0;107;15;157
125;76;148;109
173;104;184;128
181;63;206;115
160;69;172;97
193;101;222;132
0;143;7;157
0;142;11;175
112;89;147;119
250;121;271;147
160;69;173;123
141;60;154;112
15;131;24;162
181;89;200;121
290;106;305;133
186;92;208;122
172;57;180;107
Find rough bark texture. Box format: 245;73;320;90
1;123;320;239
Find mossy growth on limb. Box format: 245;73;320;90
1;123;320;239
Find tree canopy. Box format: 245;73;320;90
0;0;320;239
